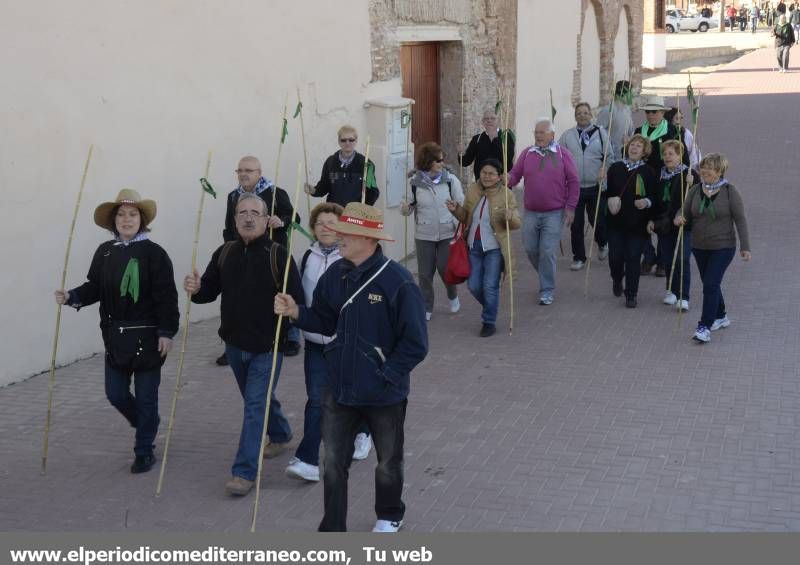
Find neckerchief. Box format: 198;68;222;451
529;142;561;170
237;176;274;196
622;158;645;172
659;164;688;203
411;168;451;193
338;151;356;168
640;119;668;141
576;126;597;149
114;232;150;247
698;178;727;219
319;243;339;257
119;258;140;303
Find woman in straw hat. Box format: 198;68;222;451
54;189;179;474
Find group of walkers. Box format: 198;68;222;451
53;80;750;532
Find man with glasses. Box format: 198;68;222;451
216;155;302;365
184;193;305;497
458;108;516;181
305;126;380;207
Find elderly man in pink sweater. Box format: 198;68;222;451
508;118;580;305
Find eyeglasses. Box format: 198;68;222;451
314;220;338;227
339;138;357;143
644;110;661;114
434;158;445;163
236;210;264;218
235;168;260;174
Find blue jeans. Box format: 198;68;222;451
522;209;563;297
467;239;504;325
225;344;292;481
318;391;407;532
104;358;160;457
287;324;300;343
661;230;692;300
607;228;646;298
692;247;735;328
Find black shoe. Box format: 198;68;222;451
216;352;228;366
612;280;623;297
284;341;301;357
640;262;653;276
131;453;156;474
654;266;666;277
479;323;496;338
625;296;637;308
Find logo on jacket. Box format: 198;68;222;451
368;293;383;304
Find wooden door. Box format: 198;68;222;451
400;43;440;153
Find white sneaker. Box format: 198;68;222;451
449;296;461;313
285;457;320;482
693;325;711;343
570;260;585;271
539;294;554;305
663;292;677;306
598;244;609;261
678;300;689;311
425;312;432;321
372;519;403;532
352;433;372;461
710;315;731;331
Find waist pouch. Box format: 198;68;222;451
105;320;163;371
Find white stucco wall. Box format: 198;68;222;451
515;0;582;146
580;4;602;107
0;1;402;386
614;8;631;80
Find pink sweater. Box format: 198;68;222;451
508;145;580;212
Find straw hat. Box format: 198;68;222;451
93;189;157;231
330;202;395;241
639;95;668;111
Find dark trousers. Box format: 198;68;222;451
642;234;667;269
415;238;457;312
692;247;735;328
104;357;161;457
570;187;607;262
607;228;646;298
662;230;692;300
318;392;407;532
777;46;791;69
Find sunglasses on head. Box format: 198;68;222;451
339;137;357;143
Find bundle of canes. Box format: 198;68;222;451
584;83;617;298
360;136;372;204
499;84;515;335
270;93;289;241
403;103;413;264
251;162;304;533
41;144;94;474
295;86;312;219
156;150;214;496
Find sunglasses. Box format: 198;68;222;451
339;138;357;143
644;110;661;114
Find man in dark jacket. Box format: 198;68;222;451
275;202;428;533
774;15;796;71
458;108;516;180
185;193;304;497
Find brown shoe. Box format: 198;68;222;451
263;441;290;459
225;475;254;496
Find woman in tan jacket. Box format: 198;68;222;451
446;159;521;337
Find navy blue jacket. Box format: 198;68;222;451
295;247;428;406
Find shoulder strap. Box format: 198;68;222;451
340;259;392;314
411;184;418;206
447;180;453;200
300;249;312;276
217;241;236;270
268;243;282;289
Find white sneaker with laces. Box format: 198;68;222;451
425;312;432;321
449;296;461;313
353;433;372;461
663;292;677;306
678;299;689;311
570;260;585;271
285;457;320;482
710;315;731;331
693;325;711;343
598;244;609;261
372;519;403;532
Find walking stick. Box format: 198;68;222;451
270;93;289;240
295;86;312;219
42;144;94;474
156;150;213;496
361;136;371;204
500;86;515;335
459;77;465;176
251;162;303;533
403;104;413;264
584;84;616;297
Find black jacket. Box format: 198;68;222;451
69;239;179;340
774;22;796;46
634;122;689;172
654;167;697;236
461;130;515;180
606;162;659;236
313;152;379;207
191;234;304;353
222;187;299;248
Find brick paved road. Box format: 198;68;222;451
2;49;799;532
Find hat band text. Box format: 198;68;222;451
341;215;384;230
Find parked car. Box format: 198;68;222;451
665;12;681;33
667;9;718;32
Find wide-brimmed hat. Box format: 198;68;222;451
330;202;395;241
93;189;157;231
639;95;668;111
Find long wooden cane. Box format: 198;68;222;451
270;93;289;240
361;136;371;205
403;104;413;264
155;150;212;496
459;77;465;175
41;144;94;474
296;86;312;219
500;87;515;335
251;162;303;533
668;92;685;298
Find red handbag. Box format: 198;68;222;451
443;222;471;285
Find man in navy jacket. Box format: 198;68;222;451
275;202;428;533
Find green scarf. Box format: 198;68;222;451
640;119;668;141
635;174;646;198
120;258;140;303
661;180;672;203
699;195;716;219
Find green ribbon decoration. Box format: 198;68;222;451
200;178;217;199
280;118;288;143
661;180;672;203
293;100;303;119
699;195;716;219
365;161;377;189
119;258;140;304
289;222;314;243
635;174;646;198
494;100;502;115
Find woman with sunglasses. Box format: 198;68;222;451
305;125;380;207
401;142;465;320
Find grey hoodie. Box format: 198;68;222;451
558;124;617;189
